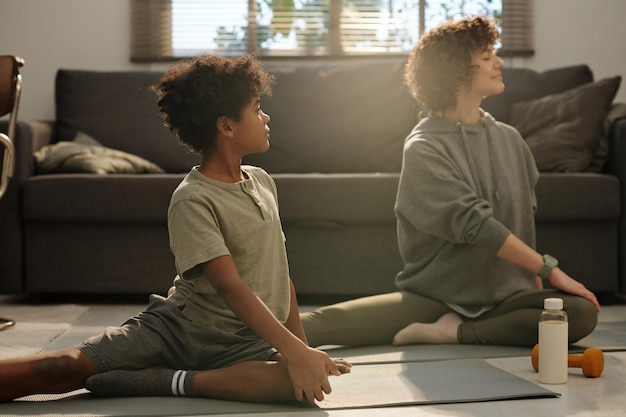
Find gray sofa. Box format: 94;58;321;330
0;59;624;302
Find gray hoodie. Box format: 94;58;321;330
394;111;539;313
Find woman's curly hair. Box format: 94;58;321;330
404;16;500;115
152;54;274;153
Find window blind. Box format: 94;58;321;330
131;0;173;62
131;0;533;62
499;0;534;56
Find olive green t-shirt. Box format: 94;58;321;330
167;166;290;333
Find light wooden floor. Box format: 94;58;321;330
0;296;625;416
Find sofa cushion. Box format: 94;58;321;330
55;70;200;173
23;172;400;225
482;65;594;124
24;172;617;224
273;173;399;223
34;131;165;174
243;59;418;174
534;173;620;221
511;76;621;172
22;174;185;222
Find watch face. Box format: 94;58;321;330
544;255;558;267
540;254;558;279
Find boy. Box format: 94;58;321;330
0;54;350;403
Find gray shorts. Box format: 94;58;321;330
77;294;277;372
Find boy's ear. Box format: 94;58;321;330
216;116;234;137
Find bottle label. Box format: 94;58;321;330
538;320;568;384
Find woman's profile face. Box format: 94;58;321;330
467;46;505;99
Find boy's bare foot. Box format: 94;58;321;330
392;312;463;345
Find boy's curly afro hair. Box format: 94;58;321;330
404;16;500;114
152;54;274;153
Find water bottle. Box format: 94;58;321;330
538;297;568;384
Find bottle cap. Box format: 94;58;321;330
544;297;563;310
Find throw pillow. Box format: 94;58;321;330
34;131;165;174
510;76;621;172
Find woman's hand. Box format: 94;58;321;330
495;233;601;312
548;267;601;312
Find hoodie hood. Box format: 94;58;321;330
411;109;497;136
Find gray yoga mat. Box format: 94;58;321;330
1;358;557;416
325;320;626;365
572;321;626;352
314;358;558;409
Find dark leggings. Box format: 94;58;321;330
300;289;598;348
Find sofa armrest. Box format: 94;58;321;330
607;102;626;176
17;120;54;177
607;114;626;293
0;120;54;178
607;115;626;180
0;120;53;293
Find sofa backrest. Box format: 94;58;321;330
56;61;418;175
244;58;419;173
54;63;595;175
55;70;200;173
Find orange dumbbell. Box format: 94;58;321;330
531;344;604;378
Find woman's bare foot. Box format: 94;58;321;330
392;312;463;345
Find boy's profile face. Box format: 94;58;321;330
229;95;271;156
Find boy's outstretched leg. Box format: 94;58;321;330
187;355;350;403
192;358;298;402
86;360;299;403
0;348;96;402
86;368;197;397
86;356;351;403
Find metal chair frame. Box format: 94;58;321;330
0;55;24;199
0;55;23;331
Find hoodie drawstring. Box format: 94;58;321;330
484;121;501;202
458;121;501;202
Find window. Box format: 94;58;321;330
131;0;532;62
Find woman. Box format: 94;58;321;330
300;16;599;348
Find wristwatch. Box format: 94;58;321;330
538;254;558;280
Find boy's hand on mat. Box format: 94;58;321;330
333;358;352;374
285;345;342;403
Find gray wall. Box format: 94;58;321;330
1;0;626;121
